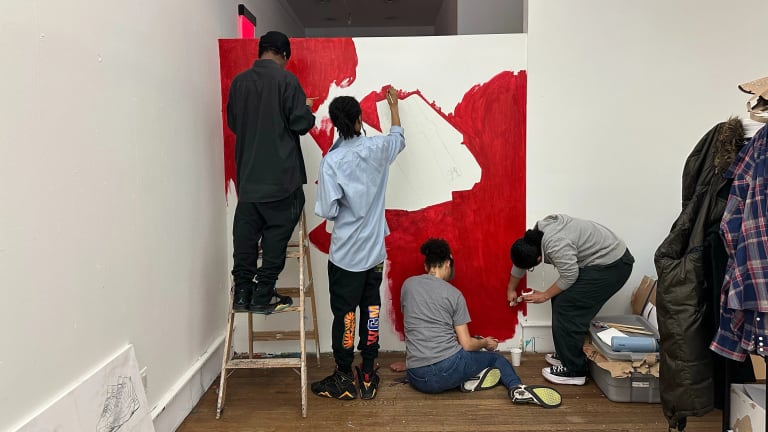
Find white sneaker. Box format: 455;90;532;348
461;367;501;392
544;352;562;367
542;365;587;386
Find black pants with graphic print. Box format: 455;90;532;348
551;249;634;375
231;187;304;291
328;261;383;371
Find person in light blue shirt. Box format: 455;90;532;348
311;87;404;401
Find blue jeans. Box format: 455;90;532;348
407;349;522;394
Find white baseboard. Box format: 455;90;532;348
151;335;224;432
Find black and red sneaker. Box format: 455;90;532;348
311;369;357;400
355;366;380;400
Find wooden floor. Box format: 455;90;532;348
178;352;724;432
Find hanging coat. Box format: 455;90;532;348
654;118;746;428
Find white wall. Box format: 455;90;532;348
526;0;768;320
457;0;524;34
0;0;298;431
305;26;434;37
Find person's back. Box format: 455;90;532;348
311;89;404;402
401;274;466;369
226;31;315;314
315;92;405;272
537;214;626;270
227;38;315;203
319;126;404;271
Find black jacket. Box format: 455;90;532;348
227;59;315;202
654;118;747;428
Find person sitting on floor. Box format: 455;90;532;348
401;238;562;408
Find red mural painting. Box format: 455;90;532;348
218;38;527;341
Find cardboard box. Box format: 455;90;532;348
631;276;657;315
584;343;660;403
731;383;766;432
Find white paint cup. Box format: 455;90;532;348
510;348;522;367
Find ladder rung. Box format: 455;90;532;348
250;330;316;342
233;305;303;314
276;287;314;298
261;242;305;258
226;358;301;369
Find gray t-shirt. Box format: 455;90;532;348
511;214;627;289
401;274;471;369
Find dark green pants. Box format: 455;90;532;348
551;249;634;375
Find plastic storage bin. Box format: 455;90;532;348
588;362;660;403
590;314;659;361
588;314;660;403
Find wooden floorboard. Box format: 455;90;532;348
178;352;723;432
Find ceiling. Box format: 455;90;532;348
284;0;445;28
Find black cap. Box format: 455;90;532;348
259;31;291;60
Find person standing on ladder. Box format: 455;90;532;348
312;87;404;400
226;31;315;314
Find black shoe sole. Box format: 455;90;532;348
248;304;276;314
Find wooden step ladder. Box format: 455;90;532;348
216;210;320;419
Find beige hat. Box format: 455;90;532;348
739;76;768;123
739;76;768;95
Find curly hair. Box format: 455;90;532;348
329;96;362;140
510;226;544;269
420;238;452;270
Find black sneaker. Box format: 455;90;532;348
311;369;357;400
355;366;380;400
233;285;251;311
542;365;587;385
248;283;293;314
544;352;562;367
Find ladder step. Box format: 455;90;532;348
226;358;301;369
250;330;317;342
276;286;314;298
233;305;303;314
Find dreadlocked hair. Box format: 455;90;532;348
329;96;362;140
420;238;451;270
510;226;544;269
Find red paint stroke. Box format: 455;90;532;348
309;118;336;156
308;221;331;253
218;38;357;196
359;91;383;133
287;39;358;114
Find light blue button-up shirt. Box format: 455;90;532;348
315;126;405;271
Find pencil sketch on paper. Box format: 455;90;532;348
96;376;141;432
